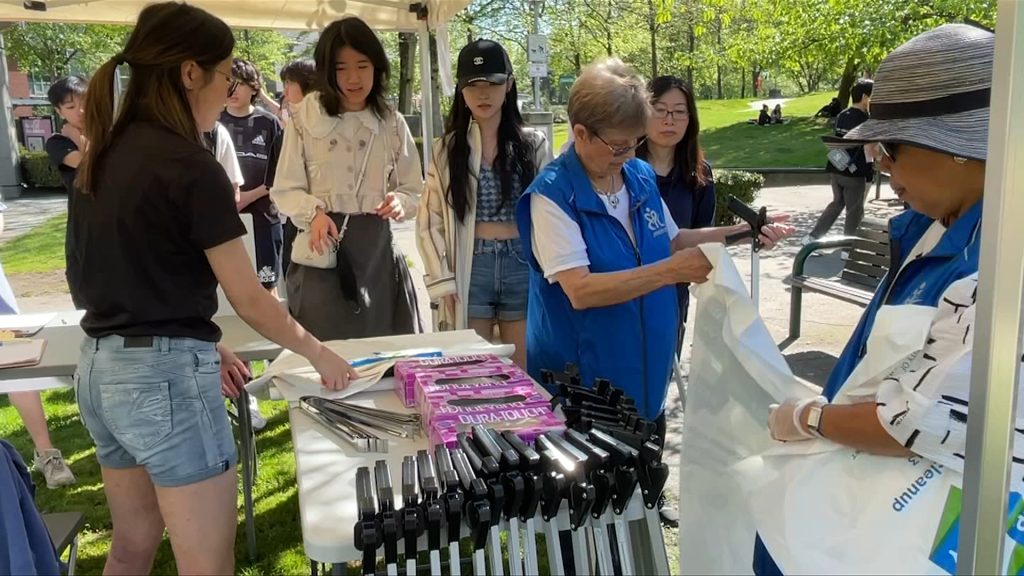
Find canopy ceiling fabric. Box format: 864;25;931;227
0;0;470;31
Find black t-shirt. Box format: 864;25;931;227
825;107;873;179
67;122;246;341
45;134;78;195
219;108;283;223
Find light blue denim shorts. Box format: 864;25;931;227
74;335;236;487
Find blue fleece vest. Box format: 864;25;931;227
823;201;983;399
754;201;983;576
516;146;679;419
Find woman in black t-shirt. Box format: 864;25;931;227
69;4;357;573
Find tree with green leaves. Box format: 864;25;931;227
3;22;129;80
232;29;295;87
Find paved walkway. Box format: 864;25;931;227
1;189;67;244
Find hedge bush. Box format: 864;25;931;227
19;148;63;189
714;169;765;226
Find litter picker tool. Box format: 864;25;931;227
354;467;381;576
374;460;401;576
416;450;445;576
435;444;464;576
724;194;770;308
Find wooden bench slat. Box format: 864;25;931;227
860;217;889;231
856;227;890;244
844;260;888;280
840;270;883;289
798;277;875;306
848;247;890;267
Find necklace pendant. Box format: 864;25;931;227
608;193;620;209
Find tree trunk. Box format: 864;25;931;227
429;33;444;135
715;18;722;98
686;24;695;87
751;66;760;98
836;56;859;108
740;67;746;99
647;0;658;77
397;32;417;115
573;51;581;76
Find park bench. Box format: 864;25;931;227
789;217;891;339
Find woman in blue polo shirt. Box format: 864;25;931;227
758;24;1001;574
516;58;793;423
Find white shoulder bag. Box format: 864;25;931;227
291;126;376;269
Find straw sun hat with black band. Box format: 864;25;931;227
823;23;994;162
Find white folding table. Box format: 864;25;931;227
0;310;282;560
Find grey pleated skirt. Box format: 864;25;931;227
286;213;422;341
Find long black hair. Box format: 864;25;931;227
314;17;390;117
637;75;709;189
443;78;536;222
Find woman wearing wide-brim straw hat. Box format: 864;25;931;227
753;23;1011;575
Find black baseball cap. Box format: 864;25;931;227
457;39;512;89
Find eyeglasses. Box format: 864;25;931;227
878;141;900;162
593;131;648;157
214;68;240;97
651;108;689;121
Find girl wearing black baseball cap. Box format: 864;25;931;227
416;39;550;369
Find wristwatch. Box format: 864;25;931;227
805;398;828;439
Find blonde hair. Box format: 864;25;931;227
567;58;650;135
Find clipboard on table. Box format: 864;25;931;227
0;313;57;337
0;338;47;368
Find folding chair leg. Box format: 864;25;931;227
66;535;79;576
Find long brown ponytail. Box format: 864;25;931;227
76;2;234;195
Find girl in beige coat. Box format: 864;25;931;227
272;17;423;340
416;39;550;368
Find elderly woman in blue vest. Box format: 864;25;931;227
516;58;792;422
756;24;998;574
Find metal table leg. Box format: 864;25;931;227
236;388;257;561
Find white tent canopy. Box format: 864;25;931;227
0;0;468;31
0;0;471;193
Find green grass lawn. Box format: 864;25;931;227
0;214;68;274
0;389;317;574
550;91;835;169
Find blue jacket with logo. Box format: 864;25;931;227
1;440;61;575
754;201;983;575
823;201;982;400
516;146;679;419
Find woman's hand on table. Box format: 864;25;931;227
758;214;796;250
313;345;360;390
667;247;713;284
217;344;251;399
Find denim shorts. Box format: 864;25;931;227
74;335;236;487
468;238;530;322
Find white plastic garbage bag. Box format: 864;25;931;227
678;244;817;575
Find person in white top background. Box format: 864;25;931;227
271;16;423;341
0;202;76;489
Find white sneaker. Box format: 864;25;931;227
840;250;850;261
800;234;816;246
248;393;267;431
33;449;76;489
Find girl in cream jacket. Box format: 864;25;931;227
416;39;550;368
272;17;423;340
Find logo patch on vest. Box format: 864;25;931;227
645;207;667;236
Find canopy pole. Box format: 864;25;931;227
0;31;23;199
957;2;1024;573
417;15;433;171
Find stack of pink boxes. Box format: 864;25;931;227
394;354;564;447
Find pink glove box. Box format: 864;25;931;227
393;354;509;407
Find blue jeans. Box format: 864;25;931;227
74;335;236;487
468;238;530;322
